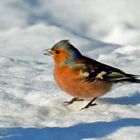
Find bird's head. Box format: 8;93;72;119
44;40;82;66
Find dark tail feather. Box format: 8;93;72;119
126;78;140;83
125;74;140;83
107;74;140;83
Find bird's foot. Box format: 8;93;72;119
81;97;97;110
64;98;84;105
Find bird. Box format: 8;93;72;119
44;40;140;109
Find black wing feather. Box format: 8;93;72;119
83;56;140;83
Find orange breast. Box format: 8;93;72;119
54;66;112;99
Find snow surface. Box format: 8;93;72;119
0;0;140;140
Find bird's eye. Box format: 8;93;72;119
55;50;60;54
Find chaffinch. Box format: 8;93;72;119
44;40;140;109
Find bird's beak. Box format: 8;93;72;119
43;49;54;56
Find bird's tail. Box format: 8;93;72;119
124;74;140;83
107;73;140;83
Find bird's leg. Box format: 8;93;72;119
81;97;97;109
64;98;84;105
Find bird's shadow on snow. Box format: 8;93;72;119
1;118;140;140
100;91;140;105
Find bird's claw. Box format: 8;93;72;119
81;103;97;110
81;97;97;110
64;98;84;105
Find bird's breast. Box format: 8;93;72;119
54;65;81;91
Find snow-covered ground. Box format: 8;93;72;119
0;0;140;140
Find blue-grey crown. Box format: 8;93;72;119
52;40;82;63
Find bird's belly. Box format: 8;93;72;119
54;68;112;98
60;80;111;98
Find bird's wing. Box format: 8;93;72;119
79;56;139;83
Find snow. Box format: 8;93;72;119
0;0;140;140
